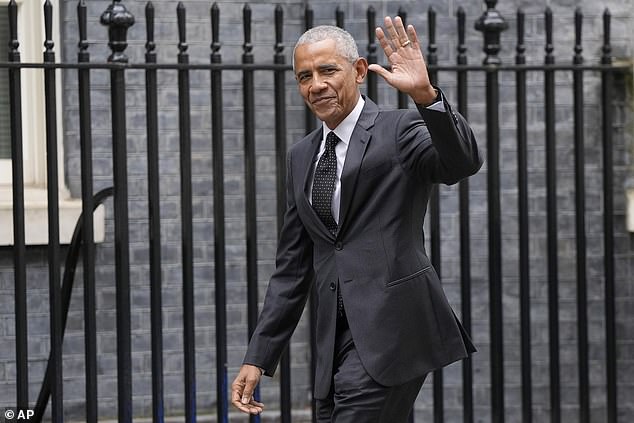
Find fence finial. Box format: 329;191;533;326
8;0;19;57
100;0;135;63
474;0;508;65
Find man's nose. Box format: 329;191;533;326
310;74;327;92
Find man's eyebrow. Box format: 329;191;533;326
318;63;340;70
296;63;341;77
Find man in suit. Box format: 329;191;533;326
231;16;482;422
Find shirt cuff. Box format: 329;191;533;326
425;88;445;112
426;100;446;112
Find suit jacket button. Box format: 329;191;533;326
335;242;343;251
329;282;336;291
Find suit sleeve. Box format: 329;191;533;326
396;87;483;185
242;150;315;376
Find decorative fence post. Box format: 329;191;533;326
100;1;134;421
475;1;507;422
43;2;64;420
210;4;230;422
7;0;28;412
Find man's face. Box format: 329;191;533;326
294;39;367;129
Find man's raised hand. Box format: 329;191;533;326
368;16;437;106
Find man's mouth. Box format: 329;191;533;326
311;96;335;105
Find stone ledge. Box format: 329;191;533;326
0;186;105;246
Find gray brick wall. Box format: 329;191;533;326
0;0;632;421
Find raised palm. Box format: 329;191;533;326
368;16;436;105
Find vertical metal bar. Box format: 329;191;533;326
100;2;134;420
176;4;196;421
301;9;318;422
456;7;473;423
397;7;408;109
145;3;165;422
366;6;377;103
211;4;228;422
475;2;507;421
77;1;98;420
424;7;444;423
543;9;561;423
601;9;617;423
7;0;28;409
486;59;504;423
304;6;315;136
241;7;261;423
274;7;292;423
335;6;344;28
515;9;532;423
43;2;63;420
572;8;589;423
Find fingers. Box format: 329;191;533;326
375;27;394;57
231;365;264;415
383;16;410;48
367;63;391;81
406;23;420;50
375;16;419;61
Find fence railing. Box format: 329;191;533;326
2;0;631;422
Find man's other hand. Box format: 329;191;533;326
231;364;265;415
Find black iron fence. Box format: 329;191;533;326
2;0;631;422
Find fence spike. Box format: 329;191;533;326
574;7;583;65
427;6;437;66
457;6;466;65
336;6;344;28
211;3;220;59
602;8;611;65
304;5;313;30
275;5;284;57
366;6;377;102
44;0;54;53
8;0;19;56
367;5;376;49
516;8;525;65
545;7;554;64
145;2;155;54
78;0;88;53
242;4;253;64
177;2;187;53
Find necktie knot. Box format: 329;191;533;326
326;131;340;151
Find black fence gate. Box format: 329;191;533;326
1;0;631;422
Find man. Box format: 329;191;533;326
231;16;481;422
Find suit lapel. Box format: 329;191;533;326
338;98;379;232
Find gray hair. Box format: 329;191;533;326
292;25;360;70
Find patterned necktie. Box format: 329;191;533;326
312;131;340;235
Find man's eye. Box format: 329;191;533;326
298;75;310;82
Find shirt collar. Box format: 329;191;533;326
321;95;365;146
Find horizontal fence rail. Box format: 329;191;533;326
1;0;631;422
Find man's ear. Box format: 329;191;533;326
354;58;369;84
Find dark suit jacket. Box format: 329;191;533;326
244;90;482;399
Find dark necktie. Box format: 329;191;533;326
312;131;340;235
312;132;346;319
